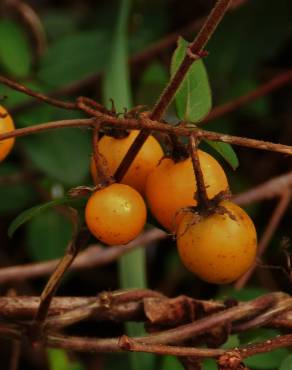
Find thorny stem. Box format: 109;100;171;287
189;135;210;211
114;0;233;183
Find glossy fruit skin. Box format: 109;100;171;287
90;130;163;194
85;183;147;246
0;105;15;162
145;151;229;231
176;201;257;284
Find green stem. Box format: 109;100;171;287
102;1;153;369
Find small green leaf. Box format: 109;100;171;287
280;354;292;370
204;140;239;170
8;196;80;237
221;334;240;349
0;20;32;77
171;37;212;123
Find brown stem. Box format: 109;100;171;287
0;229;165;284
114;0;233;183
7;0;47;58
0;76;77;110
239;333;292;359
233;297;292;332
33;229;89;327
234;191;291;290
136;293;279;345
189;135;210;210
45;289;164;330
204;69;292;123
0;115;291;157
119;335;224;357
233;171;292;205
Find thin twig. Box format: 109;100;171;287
204;69;292;123
0;229;165;284
234;171;292;205
0;76;78;110
234;191;291;290
119;335;224;357
33;229;89;327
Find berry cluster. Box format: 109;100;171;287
0;106;257;285
88;129;257;284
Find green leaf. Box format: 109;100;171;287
27;209;73;261
47;348;85;370
0;20;32;78
38;30;109;87
103;0;132;111
202;359;217;370
23;128;91;185
280;354;292;370
171;37;212;123
137;62;169;107
0;163;36;214
161;356;183;370
8;196;80;237
221;334;240;349
204;140;239;170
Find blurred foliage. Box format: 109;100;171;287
0;0;291;369
47;348;85;370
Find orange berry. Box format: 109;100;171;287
0;105;15;162
145;151;229;231
176;201;257;284
90;130;163;194
85;183;147;245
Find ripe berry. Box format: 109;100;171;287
176;201;257;284
145;151;229;231
0;105;15;162
91;130;163;194
85;183;147;245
